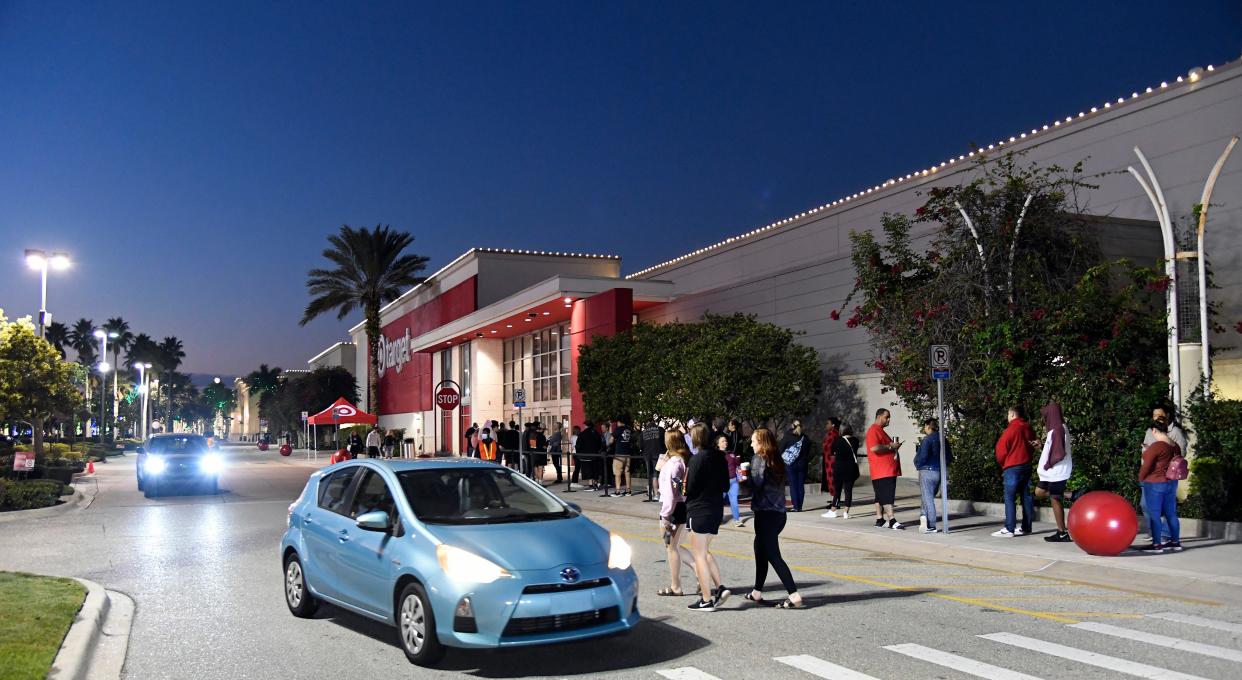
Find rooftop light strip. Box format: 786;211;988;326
624;61;1227;280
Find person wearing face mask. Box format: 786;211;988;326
779;420;812;512
1139;416;1183;553
478;427;498;461
1140;402;1187;540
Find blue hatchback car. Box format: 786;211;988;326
280;458;639;665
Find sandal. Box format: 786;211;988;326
775;598;804;609
657;587;685;596
744;592;764;605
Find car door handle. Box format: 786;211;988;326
338;530;350;542
303;514;313;524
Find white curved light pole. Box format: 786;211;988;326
24;249;71;338
1195;136;1239;393
1127;148;1180;408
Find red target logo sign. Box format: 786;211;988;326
333;404;357;418
436;386;460;411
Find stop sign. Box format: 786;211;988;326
436;386;460;411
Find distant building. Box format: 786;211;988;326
308;342;356;375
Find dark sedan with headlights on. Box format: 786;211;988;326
136;434;224;498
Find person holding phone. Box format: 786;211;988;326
866;408;905;530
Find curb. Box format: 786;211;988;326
0;488;90;524
48;578;133;680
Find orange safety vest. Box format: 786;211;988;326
479;439;498;461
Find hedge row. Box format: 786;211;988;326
0;479;66;511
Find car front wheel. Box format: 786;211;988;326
397;582;444;666
284;554;318;618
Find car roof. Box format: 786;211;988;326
332;457;503;473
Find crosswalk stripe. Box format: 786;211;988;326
1148;611;1242;634
980;632;1210;680
884;643;1044;680
1071;621;1242;663
775;654;883;680
655;668;724;680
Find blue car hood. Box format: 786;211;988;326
426;515;609;571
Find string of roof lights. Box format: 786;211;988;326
625;62;1227;281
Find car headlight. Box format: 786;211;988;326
436;545;511;583
144;457;166;475
200;453;223;474
608;533;632;570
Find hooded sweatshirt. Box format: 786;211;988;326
1037;403;1072;482
995;418;1035;470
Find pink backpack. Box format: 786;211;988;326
1166;444;1189;481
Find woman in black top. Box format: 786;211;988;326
825;424;861;519
683;423;731;611
745;427;802;608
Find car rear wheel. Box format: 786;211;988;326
397;583;444;666
284;554;318;618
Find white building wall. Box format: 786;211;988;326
472;339;505;429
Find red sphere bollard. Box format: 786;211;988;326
257;441;269;451
279;443;292;457
1066;491;1138;556
330;448;352;464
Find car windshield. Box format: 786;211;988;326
396;467;574;525
146;436;209;455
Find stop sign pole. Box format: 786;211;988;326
434;379;461;455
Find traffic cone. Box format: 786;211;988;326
87;460;95;474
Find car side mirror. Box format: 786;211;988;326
356;510;391;532
566;502;582;513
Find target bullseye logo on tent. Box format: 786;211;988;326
334;405;357;418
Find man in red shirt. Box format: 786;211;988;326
866;409;905;530
993;405;1036;537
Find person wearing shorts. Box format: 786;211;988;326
657;432;695;596
866;409;905;530
1036;401;1073;542
683;423;730;611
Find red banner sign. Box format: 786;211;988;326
13;451;34;472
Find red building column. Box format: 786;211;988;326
569;288;633;427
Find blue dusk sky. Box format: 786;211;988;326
2;1;1240;375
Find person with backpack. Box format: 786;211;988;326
1139;418;1184;553
743;427;802;608
779;420;812;512
1140;402;1188;540
823;424;861;518
642;420;667;501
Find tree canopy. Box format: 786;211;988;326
0;311;82;457
577;313;821;428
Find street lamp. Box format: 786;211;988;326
24;249;71;338
94;330;118;442
134;362;152;441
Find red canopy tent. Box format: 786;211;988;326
307;398;377;425
307;398;377;458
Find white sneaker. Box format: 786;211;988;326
922;527;939;534
1014;528;1026;536
822;509;838;518
992;528;1015;537
842;511;850;519
919;515;928;532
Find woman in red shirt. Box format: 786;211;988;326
1139;421;1182;553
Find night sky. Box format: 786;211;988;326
3;1;1240;375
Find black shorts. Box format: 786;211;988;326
1036;479;1067;494
668;501;688;526
872;476;898;505
503;450;519;466
688;509;721;535
530;453;547;467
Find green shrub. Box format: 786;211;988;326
1184;396;1242;521
47;443;71;456
60;484;74;497
0;479;64;511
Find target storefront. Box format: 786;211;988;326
343;248;674;455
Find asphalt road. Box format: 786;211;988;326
2;449;1240;680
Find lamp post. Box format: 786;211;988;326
94;330;118;442
24;249;71;338
134;362;152;441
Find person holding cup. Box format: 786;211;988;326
656;431;696;596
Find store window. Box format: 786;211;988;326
460;341;471;399
503;323;569;405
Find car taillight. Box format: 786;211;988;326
287;502;296;528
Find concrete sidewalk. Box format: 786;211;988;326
567;474;1242;605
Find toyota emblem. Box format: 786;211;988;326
560;567;580;583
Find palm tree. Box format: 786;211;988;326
299;224;429;412
244;364;283;421
68;319;98;433
45;321;70;358
156;336;185;429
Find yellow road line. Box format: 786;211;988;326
1039;612;1145;619
975;595;1143;602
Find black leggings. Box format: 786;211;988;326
832;475;855;508
753;510;797;595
